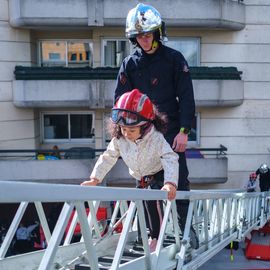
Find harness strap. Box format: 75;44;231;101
138;176;154;189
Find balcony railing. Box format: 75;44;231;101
0;145;227;160
14;66;242;81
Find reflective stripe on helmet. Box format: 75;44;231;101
113;89;155;121
137;94;148;113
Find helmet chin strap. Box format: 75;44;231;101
152;40;158;49
144;40;158;53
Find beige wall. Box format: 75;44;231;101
190;1;270;189
0;0;37;149
167;2;270;189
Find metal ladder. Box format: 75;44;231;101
0;181;269;270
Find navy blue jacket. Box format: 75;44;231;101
114;44;195;145
256;169;270;192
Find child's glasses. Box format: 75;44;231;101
111;109;151;126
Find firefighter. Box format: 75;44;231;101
256;163;270;192
114;3;198;248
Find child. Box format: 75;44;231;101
81;89;179;251
247;172;257;192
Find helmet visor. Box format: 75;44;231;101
111;109;151;126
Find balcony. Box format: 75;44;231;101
9;0;245;30
13;66;244;108
0;146;228;185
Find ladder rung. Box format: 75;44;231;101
98;256;130;264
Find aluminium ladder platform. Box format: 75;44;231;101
0;181;269;270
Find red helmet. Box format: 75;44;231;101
249;172;257;180
112;89;154;126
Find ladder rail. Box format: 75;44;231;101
0;181;269;270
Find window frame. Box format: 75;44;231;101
188;112;200;146
40;111;95;144
165;37;201;66
102;111;112;148
101;38;134;67
38;39;94;67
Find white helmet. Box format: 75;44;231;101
259;163;269;174
125;3;162;38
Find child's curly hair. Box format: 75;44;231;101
106;105;168;139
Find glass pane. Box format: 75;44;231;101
44;114;68;139
67;42;93;67
188;115;197;142
166;38;200;66
103;112;112;146
40;41;66;67
104;40;131;67
70;114;94;139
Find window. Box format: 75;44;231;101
39;40;93;67
68;41;92;67
103;112;112;147
41;112;95;143
49;53;61;60
101;38;199;67
166;37;200;66
188;113;200;146
102;39;133;67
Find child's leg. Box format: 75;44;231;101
145;171;164;239
143;200;163;239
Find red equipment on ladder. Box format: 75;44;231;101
245;221;270;261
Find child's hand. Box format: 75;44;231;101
161;182;177;200
81;178;99;186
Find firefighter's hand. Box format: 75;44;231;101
81;178;99;186
172;132;188;152
162;183;177;200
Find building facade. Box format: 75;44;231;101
0;0;269;189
